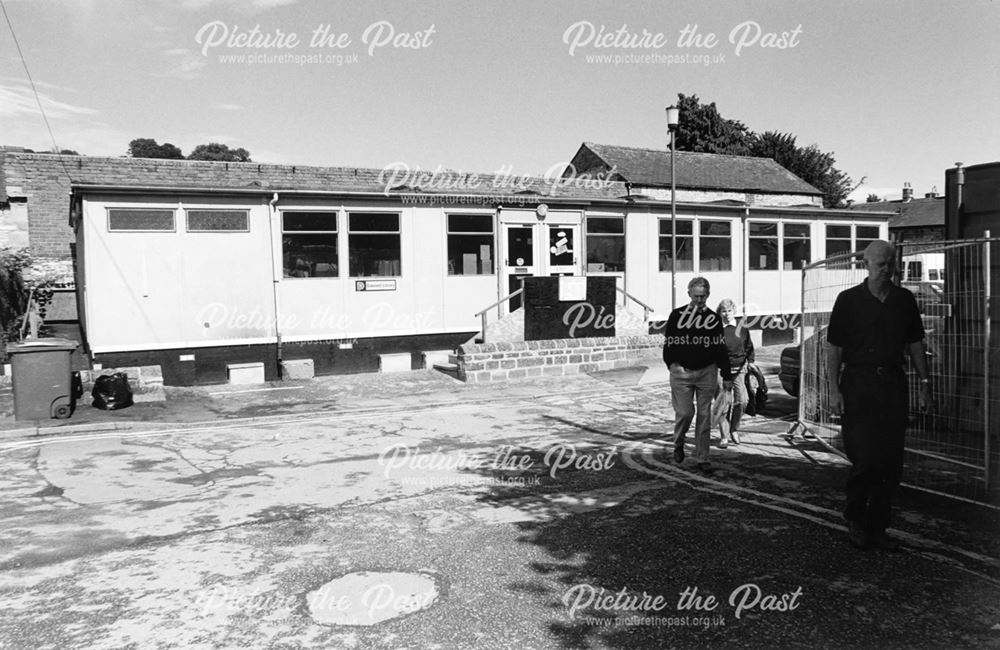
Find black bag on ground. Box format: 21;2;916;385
92;372;134;410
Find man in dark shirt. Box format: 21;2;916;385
663;277;733;472
827;240;930;551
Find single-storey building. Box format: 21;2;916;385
1;147;891;384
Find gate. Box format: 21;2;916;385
789;237;999;506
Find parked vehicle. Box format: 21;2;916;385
779;345;801;397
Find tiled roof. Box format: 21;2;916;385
569;142;822;196
849;197;944;229
4;152;637;202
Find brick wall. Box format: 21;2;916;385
454;334;664;383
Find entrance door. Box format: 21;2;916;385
500;222;582;312
544;223;580;276
501;224;538;312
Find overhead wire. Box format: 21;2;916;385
0;0;76;182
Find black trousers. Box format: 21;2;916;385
839;366;908;531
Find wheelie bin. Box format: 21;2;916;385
6;338;79;420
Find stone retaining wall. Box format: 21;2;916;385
454;335;665;383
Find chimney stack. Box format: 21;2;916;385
924;185;939;199
902;182;913;202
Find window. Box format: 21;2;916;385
447;214;494;275
905;260;923;282
349;212;401;277
282;212;338;278
186;209;249;232
748;222;778;270
825;224;853;268
658;219;693;272
855;225;880;258
783;223;811;270
699;220;731;271
108;208;175;232
586;216;625;272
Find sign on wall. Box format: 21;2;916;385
355;280;397;292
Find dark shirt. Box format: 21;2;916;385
723;322;754;370
662;305;733;380
827;280;925;368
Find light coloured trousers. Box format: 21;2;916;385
669;363;718;463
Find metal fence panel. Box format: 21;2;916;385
793;238;998;506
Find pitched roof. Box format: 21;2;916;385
849;197;944;229
569;142;822;196
6;152;636;202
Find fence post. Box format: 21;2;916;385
983;232;992;492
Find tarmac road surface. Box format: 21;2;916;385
0;366;998;649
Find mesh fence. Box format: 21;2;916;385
793;238;999;506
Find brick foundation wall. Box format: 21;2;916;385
455;334;664;383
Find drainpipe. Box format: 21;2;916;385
267;192;283;378
741;203;749;316
954;162;964;239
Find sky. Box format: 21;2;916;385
2;0;998;203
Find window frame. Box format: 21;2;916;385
782;222;812;271
658;218;694;273
446;212;496;276
697;219;732;272
747;220;779;271
106;207;176;233
585;215;626;273
184;208;250;233
281;210;340;279
347;210;402;278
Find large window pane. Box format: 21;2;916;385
826;224;854;268
748;221;778;270
448;214;494;275
587;236;625;272
349;212;400;277
282;211;338;278
283;233;338;277
587;216;624;272
699;220;731;271
783;223;811;270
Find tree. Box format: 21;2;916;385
748;131;853;208
187;142;252;162
670;95;857;208
128;138;184;159
866;193;883;203
673;94;753;155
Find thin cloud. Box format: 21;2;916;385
156;48;207;80
0;83;96;120
212;103;245;111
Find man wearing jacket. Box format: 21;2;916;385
663;277;734;472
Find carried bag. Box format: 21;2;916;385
744;363;768;416
92;372;134;410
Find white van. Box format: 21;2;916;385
902;253;944;285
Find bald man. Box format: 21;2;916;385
827;240;931;551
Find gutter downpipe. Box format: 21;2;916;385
267;192;283;378
742;203;749;317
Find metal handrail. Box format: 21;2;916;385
474;288;524;342
615;286;654;320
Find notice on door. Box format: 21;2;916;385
558;276;587;301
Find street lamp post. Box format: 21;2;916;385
666;105;680;309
